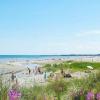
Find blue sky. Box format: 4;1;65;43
0;0;100;55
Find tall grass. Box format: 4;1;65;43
67;71;100;99
20;72;100;100
0;72;100;100
0;77;9;100
46;79;68;100
21;85;51;100
44;61;100;72
0;61;100;100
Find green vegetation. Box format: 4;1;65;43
43;61;100;72
0;61;100;100
20;72;100;100
21;85;47;100
0;71;100;100
0;77;9;100
21;79;68;100
46;79;68;100
70;62;100;71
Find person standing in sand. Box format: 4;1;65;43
27;67;31;75
38;67;41;74
11;72;16;82
44;72;47;81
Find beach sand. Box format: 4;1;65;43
0;57;100;87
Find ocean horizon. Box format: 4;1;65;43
0;54;99;61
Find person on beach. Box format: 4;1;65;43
27;67;31;75
44;72;46;81
38;67;41;74
61;68;64;75
8;84;21;100
11;72;16;82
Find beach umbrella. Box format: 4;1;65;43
87;66;93;70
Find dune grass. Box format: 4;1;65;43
20;71;100;100
21;85;46;100
0;77;9;100
0;71;100;100
43;61;100;72
0;61;100;100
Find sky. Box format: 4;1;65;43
0;0;100;55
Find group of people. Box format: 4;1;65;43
61;68;72;78
27;66;42;75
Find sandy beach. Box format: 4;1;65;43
0;56;100;100
0;56;100;87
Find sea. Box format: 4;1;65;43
0;54;97;62
0;55;87;60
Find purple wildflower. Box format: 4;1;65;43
86;91;94;100
96;92;100;100
8;89;21;100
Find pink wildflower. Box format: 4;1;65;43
96;92;100;100
86;91;94;100
8;89;21;100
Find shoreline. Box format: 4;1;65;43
1;56;100;75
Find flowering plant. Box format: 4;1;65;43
8;89;21;100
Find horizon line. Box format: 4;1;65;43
0;54;100;56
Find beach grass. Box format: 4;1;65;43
43;61;100;72
20;71;100;100
0;61;100;100
0;71;100;100
0;77;9;100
